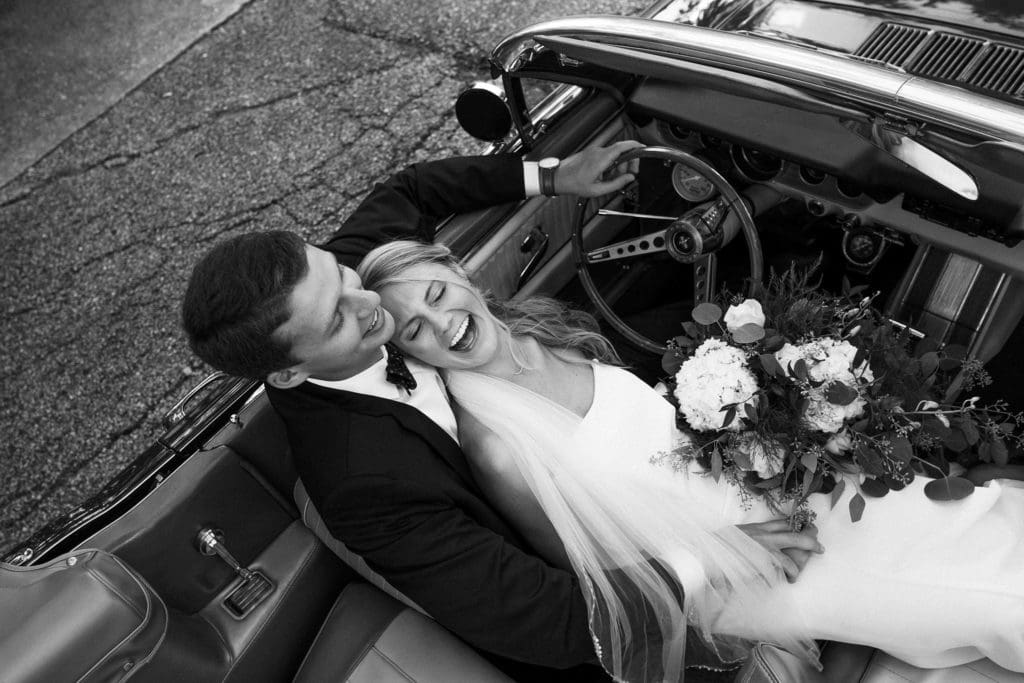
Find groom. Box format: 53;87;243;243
182;143;822;680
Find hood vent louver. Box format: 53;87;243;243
855;23;1024;100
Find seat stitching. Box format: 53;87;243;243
369;644;418;683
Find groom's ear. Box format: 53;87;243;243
266;366;309;390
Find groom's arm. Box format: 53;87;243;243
326;475;599;669
321;154;527;269
320;142;643;268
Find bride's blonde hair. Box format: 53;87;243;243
358;240;622;366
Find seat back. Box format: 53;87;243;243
294;582;511;683
294;479;429;616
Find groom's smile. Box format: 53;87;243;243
269;245;396;386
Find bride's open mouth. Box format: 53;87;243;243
449;315;477;352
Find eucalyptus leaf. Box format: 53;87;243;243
758;353;782;377
662;350;683;375
721;406;737;429
849;493;866;522
743;403;759;424
923;476;975;501
802;467;815;495
794;359;810;381
919;351;939;378
692;303;723;325
830;478;846;509
754;474;782;490
800;452;818;472
682;322;700;337
960;420;979;446
942;428;969;453
853;346;868;369
825;381;858;406
711;448;723;482
890;435;913;463
861;477;889;497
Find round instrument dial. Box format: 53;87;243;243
671;163;716;202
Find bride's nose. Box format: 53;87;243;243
420;309;451;342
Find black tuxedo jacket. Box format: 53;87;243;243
265;155;602;677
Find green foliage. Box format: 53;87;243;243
659;262;1024;524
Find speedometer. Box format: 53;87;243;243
671;163;716;202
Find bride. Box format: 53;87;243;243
358;239;1024;682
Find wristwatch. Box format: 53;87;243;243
539;157;560;197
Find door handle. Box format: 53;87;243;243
517;227;550;288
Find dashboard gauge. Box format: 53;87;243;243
671;163;716;202
842;227;885;269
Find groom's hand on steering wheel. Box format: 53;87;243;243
737;520;825;583
554;140;644;197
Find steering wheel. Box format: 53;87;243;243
571;146;763;354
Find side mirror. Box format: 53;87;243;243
455;81;513;142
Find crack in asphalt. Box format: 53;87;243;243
4;63;403;203
0;373;194;534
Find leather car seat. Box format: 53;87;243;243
293;581;512;682
0;548;168;682
738;642;1024;683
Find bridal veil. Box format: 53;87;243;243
445;368;819;682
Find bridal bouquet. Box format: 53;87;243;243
658;268;1023;524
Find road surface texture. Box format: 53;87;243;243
0;0;646;553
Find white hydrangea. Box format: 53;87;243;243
775;338;875;432
674;339;759;432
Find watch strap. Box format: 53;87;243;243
540;163;558;197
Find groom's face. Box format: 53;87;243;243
271;245;396;384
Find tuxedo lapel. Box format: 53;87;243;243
300;382;476;487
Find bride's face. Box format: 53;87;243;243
376;263;503;370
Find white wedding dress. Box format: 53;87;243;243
446;362;1024;679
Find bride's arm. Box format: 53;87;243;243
459;409;574;572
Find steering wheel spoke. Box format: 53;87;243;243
692;255;718;305
585;228;668;264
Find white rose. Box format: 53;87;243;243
824;430;854;455
775;337;873;432
723;299;766;332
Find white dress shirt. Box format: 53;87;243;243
308;347;459;444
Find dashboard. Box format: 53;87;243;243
629;77;1024;280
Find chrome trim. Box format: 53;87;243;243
164;371;228;426
490;17;1024;143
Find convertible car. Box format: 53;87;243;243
4;0;1024;680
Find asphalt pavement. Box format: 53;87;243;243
0;0;647;553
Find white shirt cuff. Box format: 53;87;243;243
522;161;541;197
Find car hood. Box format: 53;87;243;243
668;0;1024;48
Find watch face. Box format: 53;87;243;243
539;157;559;169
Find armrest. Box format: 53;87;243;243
294;582;512;683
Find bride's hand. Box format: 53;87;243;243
736;520;825;583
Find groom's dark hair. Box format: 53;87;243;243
182;231;308;379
